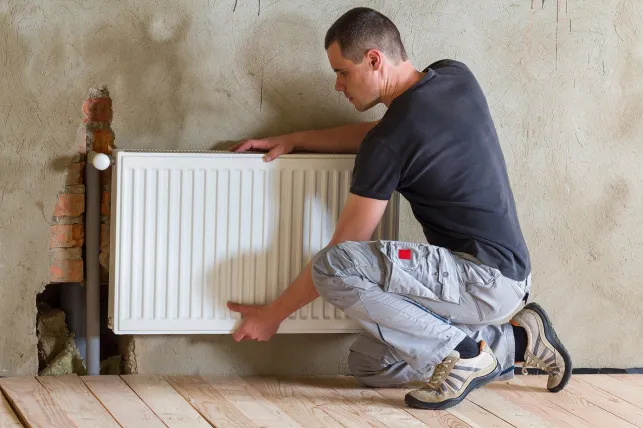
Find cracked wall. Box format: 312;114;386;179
0;0;641;375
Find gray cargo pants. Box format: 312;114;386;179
311;240;530;387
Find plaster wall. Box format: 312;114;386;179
1;0;641;375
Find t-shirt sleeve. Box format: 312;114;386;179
350;139;401;200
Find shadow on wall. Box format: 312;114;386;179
79;15;191;150
78;9;357;150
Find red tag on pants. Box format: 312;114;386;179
398;249;411;260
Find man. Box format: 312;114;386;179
227;7;572;410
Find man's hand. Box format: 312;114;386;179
227;301;283;342
230;136;295;162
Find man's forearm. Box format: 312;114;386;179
286;121;379;154
268;261;319;322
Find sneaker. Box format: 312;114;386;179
405;341;500;410
511;302;572;392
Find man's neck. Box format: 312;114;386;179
380;62;426;108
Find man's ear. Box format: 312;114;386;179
366;49;383;71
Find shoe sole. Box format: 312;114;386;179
404;363;501;410
523;302;573;392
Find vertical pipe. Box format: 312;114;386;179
85;152;101;375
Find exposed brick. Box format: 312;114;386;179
83;97;113;123
101;192;110;216
92;129;115;154
53;194;85;217
66;162;85;185
101;168;112;188
50;225;84;248
50;259;83;283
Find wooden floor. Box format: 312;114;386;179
0;375;642;427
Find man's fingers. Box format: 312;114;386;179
263;146;285;162
227;301;248;314
233;139;272;153
232;328;246;342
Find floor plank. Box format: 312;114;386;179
562;377;643;427
316;376;433;428
166;376;258;428
121;374;211;428
195;376;304;428
466;382;553;428
263;377;399;428
581;375;643;408
0;374;636;428
229;376;343;428
36;375;119;428
610;374;643;390
517;375;636;428
0;377;76;428
0;389;22;428
81;375;166;428
449;399;517;428
484;378;600;428
374;386;475;428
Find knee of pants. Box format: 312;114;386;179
347;334;415;388
311;243;357;306
348;349;387;386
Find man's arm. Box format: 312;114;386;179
230;121;379;162
227;193;389;341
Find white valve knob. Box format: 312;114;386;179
89;152;111;170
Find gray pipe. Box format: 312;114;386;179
85;152;101;376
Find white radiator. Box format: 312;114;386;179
108;149;399;334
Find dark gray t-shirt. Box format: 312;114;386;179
350;59;530;281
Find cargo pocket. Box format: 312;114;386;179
378;241;461;304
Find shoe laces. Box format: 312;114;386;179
425;354;459;390
522;351;560;376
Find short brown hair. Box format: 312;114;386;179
324;7;408;64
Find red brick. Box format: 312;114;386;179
53;194;85;217
50;225;84;248
92;130;114;154
101;192;110;216
50;259;83;283
66;162;85;185
83;98;113;123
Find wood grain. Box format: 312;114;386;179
0;389;22;428
518;375;636;428
244;376;345;428
466;381;552;428
197;376;304;427
0;377;75;428
315;376;431;428
167;375;263;428
562;376;643;427
80;375;165;428
260;376;397;428
483;378;594;428
580;375;643;408
36;375;119;428
121;374;211;428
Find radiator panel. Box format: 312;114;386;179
109;150;398;334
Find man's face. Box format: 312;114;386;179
327;42;380;112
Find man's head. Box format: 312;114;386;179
325;7;408;111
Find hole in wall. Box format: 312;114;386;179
36;282;122;375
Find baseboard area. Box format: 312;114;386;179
516;367;643;375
